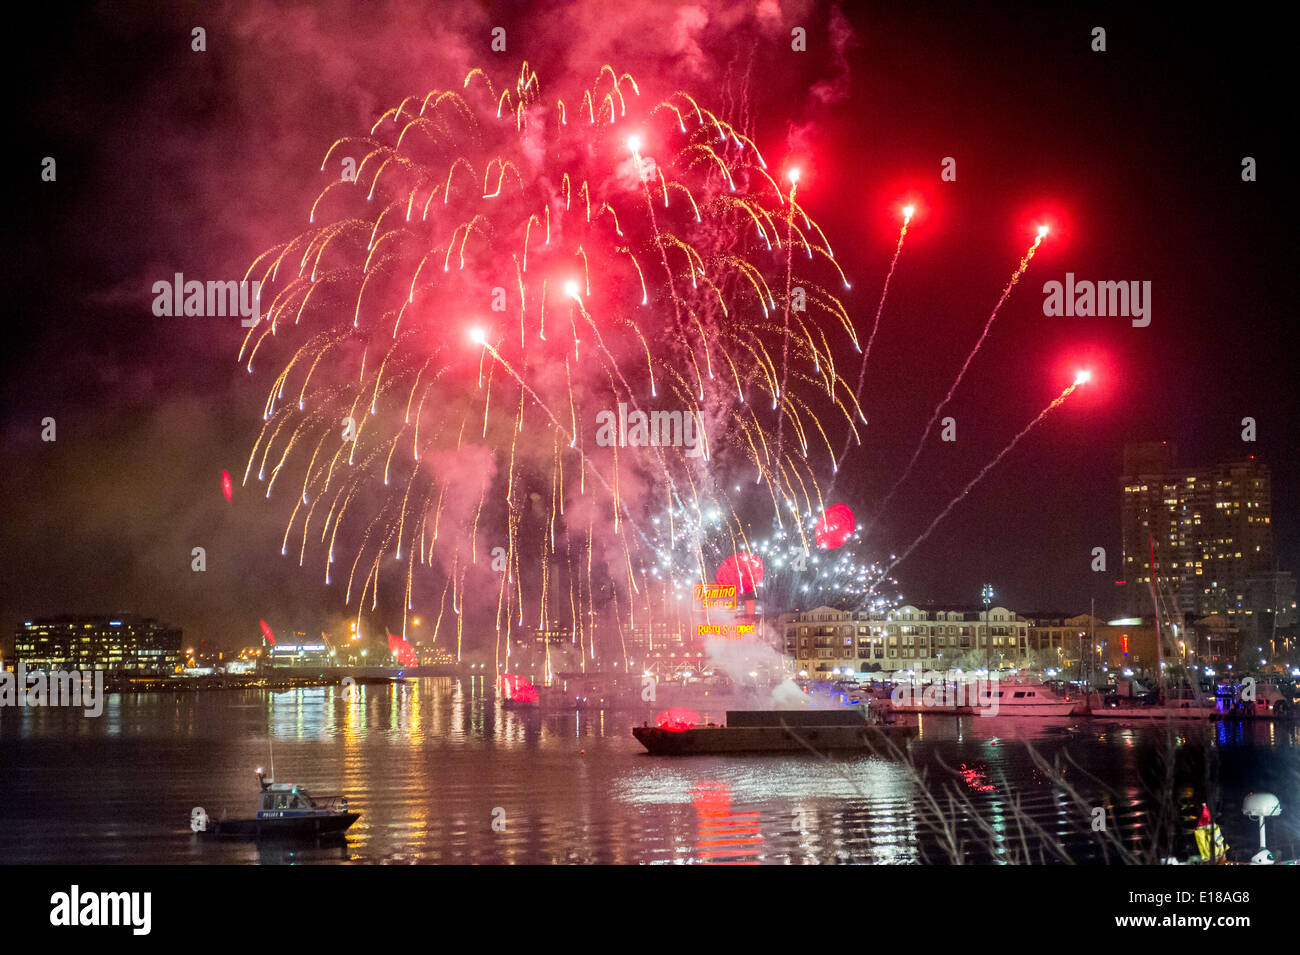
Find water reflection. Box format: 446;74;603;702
0;677;1297;864
692;781;762;863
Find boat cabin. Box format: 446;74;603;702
254;770;344;818
260;784;317;814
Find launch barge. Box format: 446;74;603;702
632;706;914;755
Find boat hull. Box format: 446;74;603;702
206;812;360;839
882;701;1077;717
501;699;540;710
1095;706;1220;720
975;702;1076;717
632;724;914;755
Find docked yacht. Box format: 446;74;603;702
880;675;1076;716
972;678;1077;717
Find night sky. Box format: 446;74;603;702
2;2;1293;654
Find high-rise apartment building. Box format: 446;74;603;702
1119;442;1273;636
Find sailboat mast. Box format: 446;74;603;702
1089;597;1095;686
1148;532;1162;697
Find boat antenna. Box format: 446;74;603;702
1088;597;1095;687
1148;532;1164;700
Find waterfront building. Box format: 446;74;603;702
505;625;584;677
1240;570;1298;650
779;604;1029;675
266;641;333;667
185;637;222;668
624;620;688;659
12;614;182;673
1086;616;1160;673
414;643;457;666
638;645;708;680
1030;612;1241;678
1182;614;1240;670
1025;612;1101;673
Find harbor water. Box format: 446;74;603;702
1;677;1297;864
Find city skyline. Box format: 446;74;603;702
2;5;1293;663
4;438;1292;660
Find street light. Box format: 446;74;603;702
981;584;994;674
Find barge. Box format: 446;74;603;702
632;705;914;755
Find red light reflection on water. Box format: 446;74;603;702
692;781;763;863
958;763;996;793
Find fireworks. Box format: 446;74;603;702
870;372;1090;587
641;502;898;618
236;59;1091;671
868;226;1050;530
238;63;863;667
748;518;898;614
832;203;913;478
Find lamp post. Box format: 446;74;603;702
982;584;994;675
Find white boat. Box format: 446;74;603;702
879;676;1076;716
874;681;964;715
971;679;1077;717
